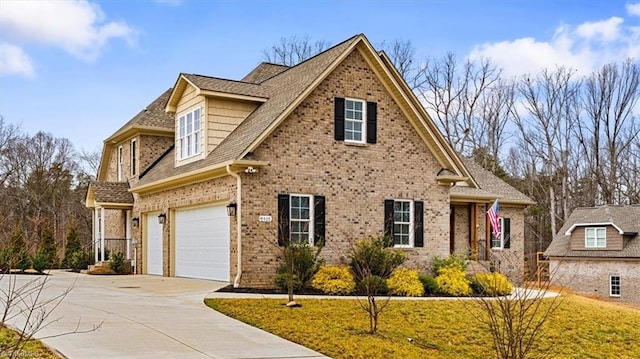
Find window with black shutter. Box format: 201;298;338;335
384;199;423;248
277;194;325;247
335;97;377;144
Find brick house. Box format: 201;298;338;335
545;205;640;305
85;34;533;287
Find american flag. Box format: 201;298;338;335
487;199;501;239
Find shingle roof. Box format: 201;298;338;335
182;74;270;98
241;63;290;84
111;89;174;135
91;181;134;204
544;205;640;258
135;35;360;187
451;157;534;204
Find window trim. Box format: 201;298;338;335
117;145;123;181
393;199;414;248
585;227;606;248
289;194;314;246
491;217;505;249
344;98;366;144
609;275;621;297
177;107;202;161
130;138;137;176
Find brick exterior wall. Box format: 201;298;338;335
453;204;470;254
139;135;174;178
550;258;640;305
240;50;450;287
490;206;526;283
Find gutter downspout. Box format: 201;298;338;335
226;165;242;288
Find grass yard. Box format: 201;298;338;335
0;326;60;359
205;295;640;359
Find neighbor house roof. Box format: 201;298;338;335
86;181;134;208
544;205;640;258
451;157;535;205
241;62;290;83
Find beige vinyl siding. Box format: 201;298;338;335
570;226;623;250
207;98;257;153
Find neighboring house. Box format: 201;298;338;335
545;205;640;305
85;34;533;287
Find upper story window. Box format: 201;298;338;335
130;138;137;176
585;227;606;248
178;108;201;160
117;145;123;181
345;98;365;143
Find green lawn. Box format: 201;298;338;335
0;326;60;359
205;295;640;359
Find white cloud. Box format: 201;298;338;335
0;43;35;78
627;2;640;16
0;0;136;75
468;15;639;77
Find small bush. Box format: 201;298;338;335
70;250;94;272
31;251;49;273
419;274;439;295
312;266;356;295
275;242;323;292
432;253;467;275
349;236;405;281
357;275;389;295
387;268;424;297
109;252;126;274
275;272;302;292
0;247;11;273
473;272;513;296
436;264;471;296
16;251;31;272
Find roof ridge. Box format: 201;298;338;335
183;73;263;86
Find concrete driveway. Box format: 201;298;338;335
2;271;327;359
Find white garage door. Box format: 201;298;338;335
175;205;230;281
146;214;163;276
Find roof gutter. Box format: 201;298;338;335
226;164;243;288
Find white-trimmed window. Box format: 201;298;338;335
178;108;202;160
393;200;413;247
344;98;365;143
117;145;123;181
610;275;621;297
130;138;137;176
491;217;505;249
585;227;606;248
289;194;314;245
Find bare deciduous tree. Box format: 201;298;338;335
262;36;330;66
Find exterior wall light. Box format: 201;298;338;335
132;217;140;228
226;202;237;216
158;213;167;224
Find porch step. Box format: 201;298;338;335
466;260;491;276
85;261;116;275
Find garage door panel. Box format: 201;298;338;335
146;214;163;276
175;205;229;281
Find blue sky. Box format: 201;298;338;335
1;0;639;152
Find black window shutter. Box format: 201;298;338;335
384;199;394;245
277;194;290;246
314;196;326;246
503;218;511;249
414;201;424;247
334;97;345;141
366;102;377;144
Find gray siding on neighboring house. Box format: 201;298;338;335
569;226;623;251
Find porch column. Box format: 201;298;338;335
100;207;106;262
94;208;99;263
125;210;131;260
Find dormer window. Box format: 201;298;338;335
585;227;606;248
178;108;201;160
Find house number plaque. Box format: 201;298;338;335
259;215;273;222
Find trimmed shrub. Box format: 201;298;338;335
312;266;356;295
473;272;513;296
275;242;323;292
432;253;467;275
436;264;471;296
16;251;31;272
349;236;405;281
419;274;439;295
31;251;49;273
387;268;424;297
109;252;126;274
70;250;94;272
357;275;389;295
